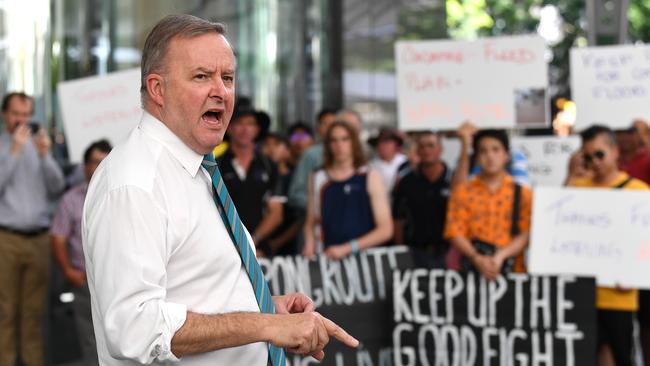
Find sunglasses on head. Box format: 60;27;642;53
290;131;311;142
583;150;605;164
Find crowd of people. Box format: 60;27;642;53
1;16;650;366
3;89;650;365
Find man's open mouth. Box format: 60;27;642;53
202;110;223;123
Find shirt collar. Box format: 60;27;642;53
472;173;514;191
138;111;204;177
609;172;630;187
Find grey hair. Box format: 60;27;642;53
336;108;363;123
140;14;227;102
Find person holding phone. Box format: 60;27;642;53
0;92;65;365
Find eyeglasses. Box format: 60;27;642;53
583;150;605;164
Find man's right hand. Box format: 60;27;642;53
266;312;359;361
10;124;31;156
64;268;86;288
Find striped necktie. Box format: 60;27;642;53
202;154;285;366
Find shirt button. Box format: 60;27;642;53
150;344;162;358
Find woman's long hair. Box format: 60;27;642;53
323;120;366;169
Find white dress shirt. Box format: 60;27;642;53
82;111;267;365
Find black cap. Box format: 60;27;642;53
230;99;271;141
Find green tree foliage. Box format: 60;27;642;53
629;0;650;41
445;0;586;97
445;0;650;97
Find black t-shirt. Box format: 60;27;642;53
269;167;298;256
392;163;452;256
217;149;282;233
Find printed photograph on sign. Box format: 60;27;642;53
514;88;547;127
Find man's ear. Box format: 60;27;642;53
146;73;165;106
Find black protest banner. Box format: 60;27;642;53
393;270;596;366
260;246;414;366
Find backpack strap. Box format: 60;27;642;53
614;177;632;189
510;183;521;236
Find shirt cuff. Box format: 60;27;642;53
159;301;188;362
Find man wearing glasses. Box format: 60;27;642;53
569;124;649;366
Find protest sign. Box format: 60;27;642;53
529;187;650;288
395;35;547;130
511;136;580;186
57;68;142;163
393;270;596;366
440;136;579;187
571;44;650;130
260;246;413;366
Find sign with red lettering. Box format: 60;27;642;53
58;68;142;163
571;44;650;130
395;35;548;130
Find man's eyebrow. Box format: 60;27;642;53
193;67;215;74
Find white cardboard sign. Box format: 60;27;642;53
440;135;579;187
529;186;650;288
511;136;580;186
58;68;142;163
395;35;548;130
571;44;650;130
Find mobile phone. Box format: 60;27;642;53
28;122;41;134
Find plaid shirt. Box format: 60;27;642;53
50;182;88;271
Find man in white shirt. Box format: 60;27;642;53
82;14;357;365
368;127;407;195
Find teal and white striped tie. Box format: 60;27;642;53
202;153;285;366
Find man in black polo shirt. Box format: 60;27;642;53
392;130;451;268
217;105;284;257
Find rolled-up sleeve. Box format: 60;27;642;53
83;185;187;363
